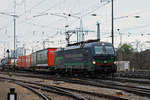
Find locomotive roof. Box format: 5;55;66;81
56;40;113;51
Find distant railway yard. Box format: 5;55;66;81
0;0;150;100
0;70;150;100
1;40;149;100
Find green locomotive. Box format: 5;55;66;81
55;39;117;75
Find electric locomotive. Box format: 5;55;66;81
55;39;117;75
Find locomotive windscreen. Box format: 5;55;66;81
94;45;114;55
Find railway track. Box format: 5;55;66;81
66;78;150;98
0;71;150;99
0;75;128;100
1;70;150;85
16;82;89;100
16;83;51;100
0;78;50;100
102;77;150;85
1;77;90;100
115;71;150;79
2;70;150;85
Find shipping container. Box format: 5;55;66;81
31;52;36;67
35;48;57;69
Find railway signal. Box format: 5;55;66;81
7;88;17;100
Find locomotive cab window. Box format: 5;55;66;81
105;46;115;55
94;46;114;55
94;46;104;54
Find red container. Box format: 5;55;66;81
17;55;31;68
17;56;22;67
48;48;57;67
17;56;25;67
26;55;31;67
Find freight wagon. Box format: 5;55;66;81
17;55;31;69
17;48;57;70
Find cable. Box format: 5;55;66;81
11;0;107;32
122;24;150;31
40;0;66;14
73;3;99;15
16;0;66;27
26;0;47;13
0;21;13;32
15;0;24;6
17;0;48;19
82;0;113;17
63;1;112;28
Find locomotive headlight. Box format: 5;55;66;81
92;61;96;64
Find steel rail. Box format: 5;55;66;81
0;77;90;100
16;83;51;100
0;76;128;100
0;71;150;98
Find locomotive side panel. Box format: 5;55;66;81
55;47;94;73
64;48;93;70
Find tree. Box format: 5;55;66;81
117;44;150;70
131;50;150;70
117;44;134;61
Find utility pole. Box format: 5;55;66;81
13;15;16;68
0;13;18;69
111;0;114;45
97;22;100;41
65;29;95;45
6;49;10;68
13;0;16;69
100;0;114;45
0;1;18;70
79;18;84;42
117;29;122;46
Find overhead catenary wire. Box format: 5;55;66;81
81;1;111;17
22;0;47;15
1;0;70;42
121;24;150;31
0;0;140;39
62;1;111;28
1;0;110;32
31;0;66;16
0;21;14;31
23;0;110;30
16;0;48;19
14;0;67;28
0;0;150;52
28;0;111;42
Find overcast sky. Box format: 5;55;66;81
0;0;150;56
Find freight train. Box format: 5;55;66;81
1;39;117;75
0;57;12;69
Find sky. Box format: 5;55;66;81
0;0;150;57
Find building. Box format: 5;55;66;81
117;61;130;71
